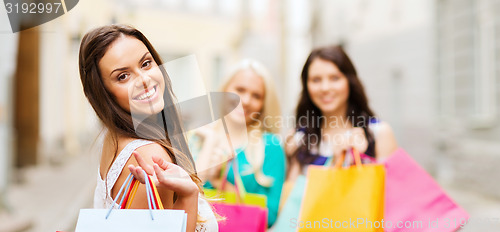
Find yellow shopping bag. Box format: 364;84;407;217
297;148;385;232
203;159;267;209
204;188;267;208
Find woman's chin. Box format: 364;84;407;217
318;105;342;116
225;112;247;126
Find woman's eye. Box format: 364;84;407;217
236;87;245;93
117;73;129;81
142;60;152;68
310;77;321;83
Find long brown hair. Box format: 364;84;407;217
78;24;202;190
294;45;376;167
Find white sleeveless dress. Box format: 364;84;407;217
93;139;218;232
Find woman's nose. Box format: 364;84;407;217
320;79;331;91
240;93;250;106
135;73;152;89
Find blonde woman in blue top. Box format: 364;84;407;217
189;59;285;227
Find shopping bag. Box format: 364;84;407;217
271;174;306;232
75;209;187;232
210;158;268;232
383;148;469;232
298;147;385;232
204;159;267;209
213;203;268;232
75;172;187;232
204;188;267;208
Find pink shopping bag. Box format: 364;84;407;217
210;157;268;232
213;203;267;232
383;148;469;232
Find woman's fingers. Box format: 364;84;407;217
127;164;137;177
155;159;190;178
153;163;181;188
152;155;170;170
128;165;146;184
153;163;199;197
132;152;155;175
131;154;198;197
153;163;167;182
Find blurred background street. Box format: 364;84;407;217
1;0;499;231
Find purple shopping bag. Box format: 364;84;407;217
213;203;267;232
383;148;469;232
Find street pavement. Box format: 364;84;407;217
2;153;97;232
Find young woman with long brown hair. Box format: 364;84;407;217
285;45;398;181
273;45;398;231
78;24;217;231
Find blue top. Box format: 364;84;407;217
226;133;286;227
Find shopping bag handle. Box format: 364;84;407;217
105;170;160;220
333;147;362;169
218;155;247;203
120;175;164;210
217;117;247;203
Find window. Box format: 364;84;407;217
469;0;496;128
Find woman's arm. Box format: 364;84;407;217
285;157;301;182
194;135;223;183
112;143;198;232
284;128;303;157
190;127;228;183
112;143;175;209
264;136;286;227
374;121;398;160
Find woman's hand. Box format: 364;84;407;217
128;152;199;198
194;125;218;147
284;129;304;157
194;125;232;182
128;152;199;232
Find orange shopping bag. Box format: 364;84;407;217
298;148;385;232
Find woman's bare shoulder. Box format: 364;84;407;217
373;121;398;159
133;141;174;164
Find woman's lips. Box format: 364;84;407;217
133;85;158;102
319;96;334;104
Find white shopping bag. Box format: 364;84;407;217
75;209;187;232
75;172;188;232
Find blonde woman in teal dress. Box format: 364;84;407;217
188;59;286;228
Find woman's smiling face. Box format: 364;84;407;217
307;58;349;116
98;35;165;115
225;69;265;126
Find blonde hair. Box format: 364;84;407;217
219;59;281;187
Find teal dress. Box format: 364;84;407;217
226;133;286;227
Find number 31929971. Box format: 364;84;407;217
5;2;62;14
